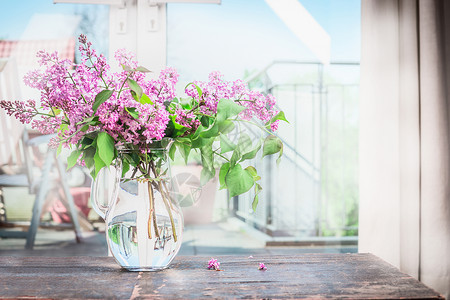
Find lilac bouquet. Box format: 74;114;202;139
1;35;287;214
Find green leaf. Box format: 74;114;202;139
200;122;220;138
229;132;253;166
58;123;68;134
125;151;140;168
276;142;284;166
185;82;203;99
168;142;177;161
252;183;262;212
219;133;235;154
216;98;246;122
200;139;214;170
52;108;61;116
80;136;95;149
135;66;151;73
262;135;283;158
125;107;139;119
93;90;114;112
241;138;262;162
225;164;254;198
167;102;178;113
230;149;241;167
219;162;230;190
56;142;63;157
191;136;209;149
200;166;216;186
237;133;252;154
127;79;143;100
200;139;215;185
200;115;211;127
122;64;133;72
76;116;94;126
266;111;289;126
121;160;130;177
245;166;258;178
167;115;187;137
218;120;235;134
82;147;96;172
177;142;191;164
191;125;204;140
245;166;261;181
140;93;153;105
97;132;115;167
200;119;234;140
67;149;81;170
94;151;107;178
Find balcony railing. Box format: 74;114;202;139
232;61;359;243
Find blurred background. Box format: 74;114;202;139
0;0;360;256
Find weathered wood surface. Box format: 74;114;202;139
0;254;444;299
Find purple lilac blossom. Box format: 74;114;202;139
207;258;221;270
0;35;280;165
184;71;279;126
258;262;267;270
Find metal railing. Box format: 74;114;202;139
232;61;359;241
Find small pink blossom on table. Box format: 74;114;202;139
207;258;221;271
258;263;267;270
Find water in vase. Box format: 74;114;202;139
105;178;183;271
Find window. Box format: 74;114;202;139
167;0;361;243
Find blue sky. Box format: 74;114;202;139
0;1;78;39
0;0;360;82
167;0;360;83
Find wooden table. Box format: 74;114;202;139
0;254;443;299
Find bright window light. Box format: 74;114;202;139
265;0;331;64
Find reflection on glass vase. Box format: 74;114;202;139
91;148;184;271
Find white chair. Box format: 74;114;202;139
0;57;82;249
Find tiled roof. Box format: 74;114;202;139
0;38;76;65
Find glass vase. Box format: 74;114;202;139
91;147;184;271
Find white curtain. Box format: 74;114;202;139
359;0;450;297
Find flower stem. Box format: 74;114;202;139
147;181;153;239
161;180;174;210
66;72;88;104
235;119;274;135
212;149;230;162
147;181;160;239
150;161;178;243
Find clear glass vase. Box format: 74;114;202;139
91;147;184;271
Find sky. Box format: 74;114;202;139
167;0;360;84
0;1;79;39
0;0;360;84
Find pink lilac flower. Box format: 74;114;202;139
0;35;281;165
175;108;201;131
0;100;36;124
48;136;60;149
258;263;267;270
184;71;279;131
270;120;279;131
141;67;179;106
207;258;221;271
114;48;138;69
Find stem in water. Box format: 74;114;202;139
162;180;175;211
147;181;153;239
150;161;178;243
147;181;160;239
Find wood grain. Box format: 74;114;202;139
0;254;444;299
